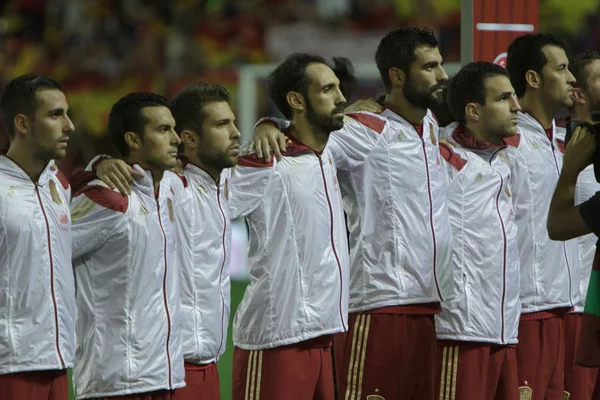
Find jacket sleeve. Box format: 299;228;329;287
327;113;385;171
439;143;467;187
228;155;276;219
70;180;129;259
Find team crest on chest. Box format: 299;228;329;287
429;123;437;146
49;180;63;205
167;198;175;222
519;386;532;400
7;186;17;198
367;395;385;400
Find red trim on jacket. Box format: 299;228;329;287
56;170;70;190
77;185;129;213
346;113;386;134
439;143;467;172
452;125;520;150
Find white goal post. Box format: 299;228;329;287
237;62;462;142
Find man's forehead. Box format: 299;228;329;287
307;63;338;86
542;45;568;65
142;105;175;125
414;46;442;63
203;100;234;121
484;74;513;95
35;89;68;110
585;59;600;77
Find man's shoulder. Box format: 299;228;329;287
73;179;129;214
344;111;387;134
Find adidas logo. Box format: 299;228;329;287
475;173;483;182
139;204;149;216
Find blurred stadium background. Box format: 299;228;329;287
1;0;600;398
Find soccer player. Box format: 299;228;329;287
436;62;521;400
167;83;241;399
70;93;185;399
505;33;581;399
229;53;349;400
253;27;455;399
552;51;600;399
0;74;75;400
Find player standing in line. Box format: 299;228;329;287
552;51;600;399
70;93;185;400
166;83;241;400
229;53;349;400
0;74;76;400
505;33;581;399
253;27;456;399
436;62;522;400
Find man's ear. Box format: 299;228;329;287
571;88;586;106
180;130;198;149
465;102;480;123
287;91;305;114
124;131;142;152
525;69;542;91
388;67;406;89
13;114;30;137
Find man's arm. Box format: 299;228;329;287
71;181;129;259
228;155;276;220
548;126;597;240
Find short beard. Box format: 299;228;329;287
404;77;444;110
195;146;236;172
305;100;345;135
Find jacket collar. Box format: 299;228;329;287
517;111;556;141
452;125;520;150
0;155;57;185
183;160;222;186
131;164;158;197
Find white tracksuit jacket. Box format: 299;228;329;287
435;126;521;344
556;126;600;313
508;112;580;314
264;109;456;313
228;138;349;350
71;166;184;399
167;162;231;365
0;156;76;375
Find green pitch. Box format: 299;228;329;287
68;280;249;400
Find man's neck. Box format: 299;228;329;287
570;106;593;124
289;117;329;153
5;141;49;182
384;90;427;126
127;156;164;191
184;152;222;183
464;124;502;145
519;93;556;130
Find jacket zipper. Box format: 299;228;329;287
419;137;443;300
490;150;508;344
35;184;65;368
156;189;173;388
216;186;227;359
317;154;346;331
549;138;573;306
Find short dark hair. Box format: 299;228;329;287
0;74;62;139
170;83;231;135
331;57;359;100
375;27;439;92
448;62;510;126
268;53;327;119
569;51;600;90
507;33;567;98
107;92;169;156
